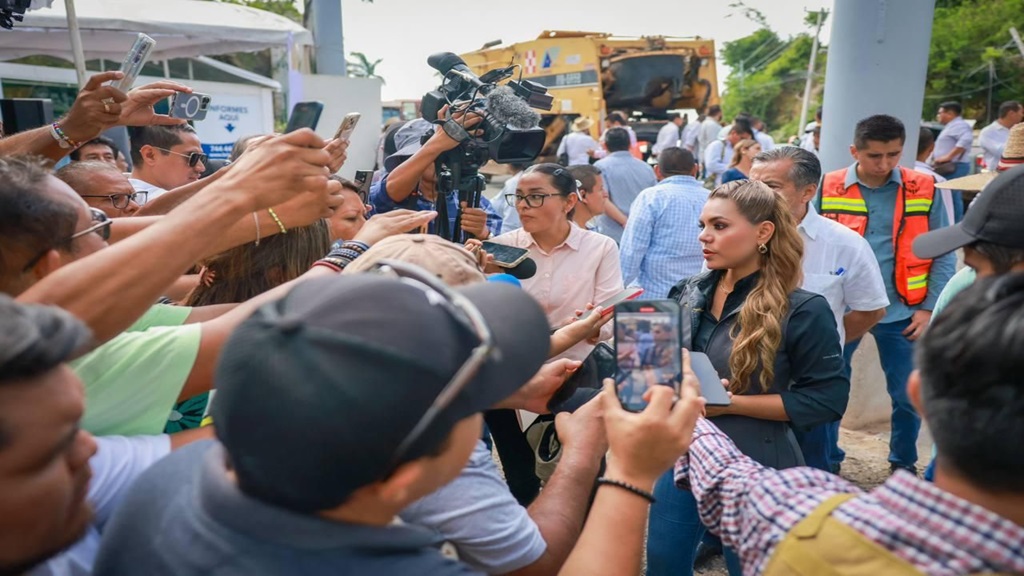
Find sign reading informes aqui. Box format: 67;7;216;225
193;94;265;160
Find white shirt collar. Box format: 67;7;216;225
797;203;824;241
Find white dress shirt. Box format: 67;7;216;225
652;122;681;155
557;132;599;166
797;204;890;347
978;121;1011;171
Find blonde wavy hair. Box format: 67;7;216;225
729;138;758;168
710;180;803;393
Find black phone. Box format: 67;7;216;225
547;342;616;413
285;101;324;133
614;300;682;412
481;242;530;268
690;351;731;407
354;169;373;203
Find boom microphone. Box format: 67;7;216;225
485;85;542;130
500;256;537;280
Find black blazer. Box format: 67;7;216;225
670;270;849;469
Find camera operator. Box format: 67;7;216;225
370;111;503;240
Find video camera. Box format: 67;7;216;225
0;0;31;30
420;52;553;242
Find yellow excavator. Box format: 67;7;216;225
460;30;720;163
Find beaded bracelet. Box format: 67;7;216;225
267;208;287;234
50;122;81;149
311;241;370;273
596;477;656;504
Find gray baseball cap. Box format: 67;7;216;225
383;119;435;173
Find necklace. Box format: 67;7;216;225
718;283;734;295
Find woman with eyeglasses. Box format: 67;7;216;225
645;180;848;576
327;176;372;243
489;163;623;361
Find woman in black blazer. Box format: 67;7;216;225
646;180;849;576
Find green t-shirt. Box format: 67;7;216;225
932;267;977;319
72;306;200;436
126;303;192;332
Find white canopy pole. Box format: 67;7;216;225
64;0;87;88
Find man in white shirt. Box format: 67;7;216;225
557;117;600;166
681;113;700;152
696;105;723;166
750;147;889;473
932;101;974;222
704;118;753;187
128;124;207;202
914;126;956;224
978;100;1022;171
751;117;776;152
651;113;683;157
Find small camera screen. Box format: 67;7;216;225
616;312;681;411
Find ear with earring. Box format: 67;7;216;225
758;243;768;254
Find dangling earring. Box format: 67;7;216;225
758;243;769;255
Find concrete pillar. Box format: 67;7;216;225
307;0;345;76
818;0;936;173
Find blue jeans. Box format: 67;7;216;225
844;318;921;468
647;470;742;576
948;162;971;223
793;423;831;472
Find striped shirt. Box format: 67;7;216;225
675;419;1024;575
618;175;708;299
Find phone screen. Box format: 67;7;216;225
615;301;682;412
481;242;530;267
285;102;324;133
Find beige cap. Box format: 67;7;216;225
343;234;486;287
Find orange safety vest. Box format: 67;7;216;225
820;167;936;306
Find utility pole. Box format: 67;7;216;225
306;0;346;76
797;9;824;137
987;59;995;124
1010;27;1024;59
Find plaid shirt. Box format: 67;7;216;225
675;419;1024;575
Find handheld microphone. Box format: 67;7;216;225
487;273;522;287
500;257;537;280
485;85;542;130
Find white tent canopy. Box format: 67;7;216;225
3;0;312;62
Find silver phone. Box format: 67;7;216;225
111;33;155;92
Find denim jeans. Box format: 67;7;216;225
647;470;743;576
948;162;971;223
793;423;832;471
844;318;921;468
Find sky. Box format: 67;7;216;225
338;0;833;101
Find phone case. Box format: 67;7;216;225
112;34;155;92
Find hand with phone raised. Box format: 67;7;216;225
600;349;706;488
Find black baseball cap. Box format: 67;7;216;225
913;164;1024;259
212;272;550;513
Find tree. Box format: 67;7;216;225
346;52;385;84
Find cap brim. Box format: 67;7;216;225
935;171;997;190
383;144;419;173
446;282;551;418
912;222;977;259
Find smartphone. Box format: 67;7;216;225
111;33;155;92
593;287;644;317
690;351;731;407
547;342;616;413
614;300;682;412
285;101;324;133
354;169;373;202
170;92;211;121
481;242;530;268
334;112;361;142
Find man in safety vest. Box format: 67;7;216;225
672;270;1024;575
815;114;955;475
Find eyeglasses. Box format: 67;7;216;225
21;208;112;272
370;260;494;469
151;146;207;168
80;191;147;209
504;192;559;208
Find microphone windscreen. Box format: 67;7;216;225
485;85;541;130
504;257;537;280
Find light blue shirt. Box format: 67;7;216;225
619;175;709;299
496;173;523;235
819;163;956;324
933;116;973;163
593;151;657;243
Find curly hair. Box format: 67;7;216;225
710;180;803;393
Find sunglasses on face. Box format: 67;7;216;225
22;208;112;272
80;191;148;209
151;146;208;168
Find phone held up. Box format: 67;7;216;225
170;92;212;121
111;33;156;93
334;112;361;143
612;299;730;411
284;101;325;134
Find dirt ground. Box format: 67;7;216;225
693;424;934;575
